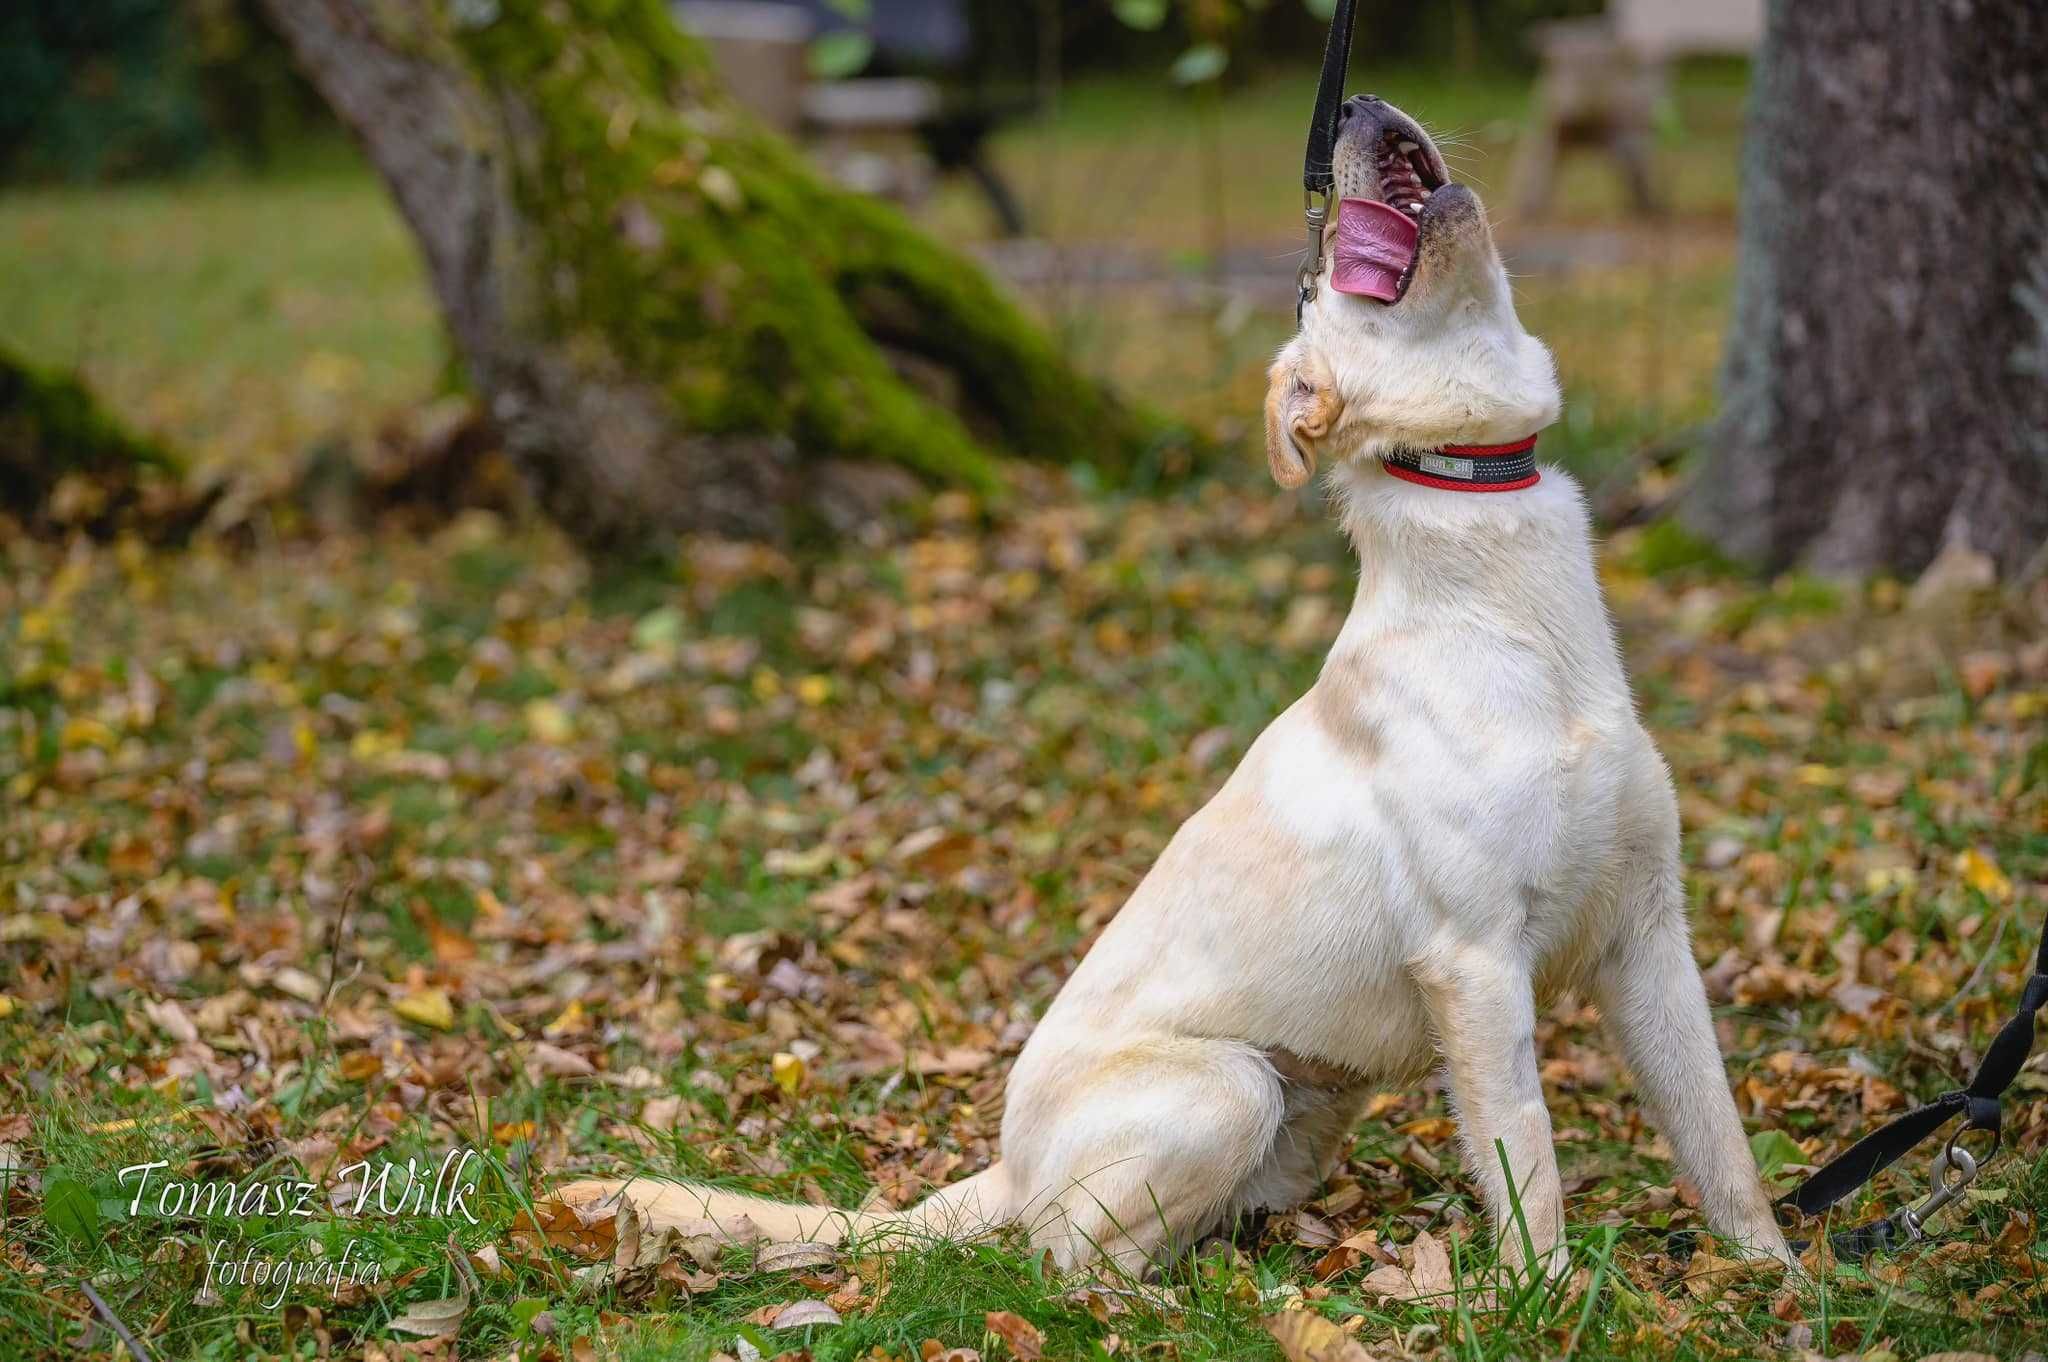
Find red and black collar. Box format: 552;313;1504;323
1380;435;1539;492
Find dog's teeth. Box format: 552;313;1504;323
1399;140;1419;152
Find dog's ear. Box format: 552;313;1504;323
1264;347;1342;488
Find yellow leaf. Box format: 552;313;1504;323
543;999;587;1037
1794;764;1840;788
395;987;456;1031
796;674;833;706
60;717;118;750
0;994;15;1020
524;699;573;744
771;1051;805;1096
1957;848;2012;902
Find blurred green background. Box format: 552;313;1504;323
0;0;1749;486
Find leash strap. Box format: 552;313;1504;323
1779;913;2048;1254
1297;0;1360;318
1303;0;1359;198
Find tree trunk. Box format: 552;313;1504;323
255;0;1165;546
1687;0;2048;578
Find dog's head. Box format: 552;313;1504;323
1265;96;1561;488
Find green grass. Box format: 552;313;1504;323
0;166;440;475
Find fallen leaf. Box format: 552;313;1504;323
1956;848;2012;901
757;1241;836;1273
1681;1250;1756;1303
1262;1309;1379;1362
984;1310;1044;1360
770;1299;841;1329
543;998;588;1037
771;1051;805;1095
532;1042;595;1077
387;1293;468;1337
141;998;197;1045
394;987;455;1031
1358;1230;1452;1303
524;698;574;743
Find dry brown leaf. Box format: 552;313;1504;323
531;1042;595;1077
757;1241;837;1273
1357;1231;1453;1304
1681;1250;1758;1303
984;1310;1043;1360
141;998;197;1044
386;1293;467;1337
769;1299;842;1329
1262;1309;1379;1362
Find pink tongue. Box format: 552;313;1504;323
1330;197;1420;303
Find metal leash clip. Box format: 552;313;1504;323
1297;189;1333;318
1889;1137;1982;1243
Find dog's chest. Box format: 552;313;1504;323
1263;644;1627;873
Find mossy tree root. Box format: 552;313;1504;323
0;347;193;537
258;0;1174;549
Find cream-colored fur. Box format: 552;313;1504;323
562;98;1792;1277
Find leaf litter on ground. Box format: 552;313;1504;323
0;470;2043;1359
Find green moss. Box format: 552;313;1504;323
1624;517;1740;578
447;0;1171;501
1713;573;1844;634
0;346;179;513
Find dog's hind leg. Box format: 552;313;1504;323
1592;824;1793;1264
1007;1039;1285;1274
1415;942;1568;1276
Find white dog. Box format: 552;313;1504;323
564;96;1793;1276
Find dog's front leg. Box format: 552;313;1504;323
1593;862;1795;1265
1414;942;1567;1276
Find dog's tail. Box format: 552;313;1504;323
556;1162;1014;1248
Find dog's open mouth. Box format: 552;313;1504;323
1328;104;1456;304
1373;129;1447;218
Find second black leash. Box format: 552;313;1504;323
1778;912;2048;1257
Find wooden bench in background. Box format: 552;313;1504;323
1510;0;1762;221
676;0;1031;234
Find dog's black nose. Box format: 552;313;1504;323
1337;93;1384;125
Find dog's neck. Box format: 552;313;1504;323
1322;460;1627;705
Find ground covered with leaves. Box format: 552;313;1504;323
1;469;2043;1362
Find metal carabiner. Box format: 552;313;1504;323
1891;1140;1980;1243
1297;189;1334;317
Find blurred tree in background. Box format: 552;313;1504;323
256;0;1170;550
1692;0;2047;578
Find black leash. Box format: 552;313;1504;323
1296;0;1359;318
1779;913;2048;1257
